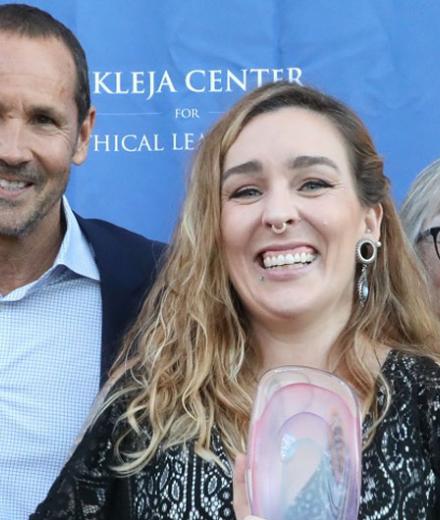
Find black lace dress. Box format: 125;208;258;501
30;351;440;519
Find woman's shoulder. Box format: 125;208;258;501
361;349;440;517
382;348;440;384
381;349;440;413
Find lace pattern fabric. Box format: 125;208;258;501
31;351;440;519
359;352;440;519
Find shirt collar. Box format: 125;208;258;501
54;197;100;282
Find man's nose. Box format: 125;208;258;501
0;120;33;167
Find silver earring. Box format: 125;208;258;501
355;238;380;305
272;222;287;234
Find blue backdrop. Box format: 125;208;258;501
5;0;440;242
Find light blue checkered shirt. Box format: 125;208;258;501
0;198;102;520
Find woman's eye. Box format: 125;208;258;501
300;179;333;192
230;187;262;199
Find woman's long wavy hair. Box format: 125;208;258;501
107;82;440;475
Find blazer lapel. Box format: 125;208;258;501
76;215;159;385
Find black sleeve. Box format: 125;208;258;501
30;396;126;520
421;359;440;478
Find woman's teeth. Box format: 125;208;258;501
263;252;316;268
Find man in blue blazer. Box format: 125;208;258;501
77;216;165;385
0;5;165;519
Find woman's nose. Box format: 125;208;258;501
261;188;301;231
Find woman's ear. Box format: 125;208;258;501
364;203;383;241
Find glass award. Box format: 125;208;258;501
247;366;361;520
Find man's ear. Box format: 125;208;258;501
364;203;383;241
72;106;96;165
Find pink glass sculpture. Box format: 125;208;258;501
247;366;361;520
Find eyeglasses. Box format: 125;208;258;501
417;226;440;260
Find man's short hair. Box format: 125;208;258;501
0;3;91;124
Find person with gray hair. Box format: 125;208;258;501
401;159;440;317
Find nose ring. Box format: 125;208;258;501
271;222;287;234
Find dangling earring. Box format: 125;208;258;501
355;238;381;305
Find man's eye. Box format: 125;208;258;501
230;187;262;199
300;179;333;192
32;114;56;125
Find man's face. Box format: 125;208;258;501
0;33;94;237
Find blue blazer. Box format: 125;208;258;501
76;216;166;385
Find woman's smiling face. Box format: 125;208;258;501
220;106;381;328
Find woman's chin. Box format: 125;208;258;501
251;304;316;328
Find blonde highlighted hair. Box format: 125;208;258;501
107;82;440;474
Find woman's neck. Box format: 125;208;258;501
251;307;352;373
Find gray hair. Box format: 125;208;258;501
400;159;440;245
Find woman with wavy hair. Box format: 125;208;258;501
33;82;440;519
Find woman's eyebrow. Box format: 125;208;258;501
222;160;263;182
222;155;340;184
286;155;340;172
